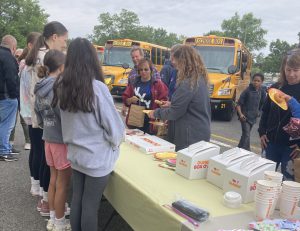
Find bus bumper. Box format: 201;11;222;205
210;99;234;111
111;86;126;96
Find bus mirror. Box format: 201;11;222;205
122;63;130;70
228;65;238;74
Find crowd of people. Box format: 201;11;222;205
1;19;300;231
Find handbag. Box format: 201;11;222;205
127;104;145;128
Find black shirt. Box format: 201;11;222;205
0;46;19;99
258;82;300;145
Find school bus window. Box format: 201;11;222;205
194;46;234;74
162;50;167;64
237;50;241;70
157;48;162;65
144;49;150;59
103;46;133;68
151;47;157;65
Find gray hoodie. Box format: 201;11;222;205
34;76;63;143
60;80;125;177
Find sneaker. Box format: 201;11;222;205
65;203;70;216
0;154;18;162
40;200;50;217
10;147;20;155
37;198;43;212
53;221;71;231
24;143;31;150
46;219;55;231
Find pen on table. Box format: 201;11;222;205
158;164;175;171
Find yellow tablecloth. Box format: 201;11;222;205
104;143;255;231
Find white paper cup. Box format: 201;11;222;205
282;181;300;189
264;171;283;180
279;197;299;219
254;200;273;221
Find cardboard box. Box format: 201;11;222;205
206;147;255;189
222;156;276;203
125;135;175;154
175;141;220;180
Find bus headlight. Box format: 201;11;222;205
118;78;128;84
218;89;231;96
104;75;115;85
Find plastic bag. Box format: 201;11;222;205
171;199;210;222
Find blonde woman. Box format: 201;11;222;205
149;45;211;151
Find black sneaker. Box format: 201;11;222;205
0;154;18;162
10;147;20;155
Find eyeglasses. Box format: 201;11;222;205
138;68;150;72
15;55;20;58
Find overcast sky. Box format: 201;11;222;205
38;0;300;54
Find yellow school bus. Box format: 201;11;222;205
184;35;252;121
93;45;104;63
102;39;170;95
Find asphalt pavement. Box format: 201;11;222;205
0;121;133;231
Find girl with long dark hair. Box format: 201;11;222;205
53;38;125;231
25;21;68;217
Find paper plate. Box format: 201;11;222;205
268;88;288;110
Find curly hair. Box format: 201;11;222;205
172;45;208;89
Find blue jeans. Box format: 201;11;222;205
238;121;253;151
265;142;294;180
0;98;18;154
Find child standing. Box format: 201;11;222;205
34;50;71;231
52;38;125;231
237;73;266;151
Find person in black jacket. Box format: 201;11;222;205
258;49;300;180
0;35;19;161
237;73;266;151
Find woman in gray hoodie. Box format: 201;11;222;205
149;45;211;151
52;38;125;231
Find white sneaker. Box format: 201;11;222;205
24;143;31;150
53;221;71;231
46;219;55;231
65;203;71;216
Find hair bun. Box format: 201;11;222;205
37;65;49;78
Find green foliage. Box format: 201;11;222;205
90;9;183;47
205;12;267;52
0;0;48;48
204;30;225;37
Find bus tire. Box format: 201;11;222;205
222;102;235;121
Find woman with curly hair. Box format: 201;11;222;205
149;45;211;151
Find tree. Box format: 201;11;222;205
0;0;48;48
262;39;297;73
90;9;182;47
205;12;267;52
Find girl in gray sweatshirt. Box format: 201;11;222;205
52;38;125;231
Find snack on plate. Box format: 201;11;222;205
142;110;153;114
268;88;288;110
154;152;177;160
154;100;163;105
149;121;165;126
166;158;176;167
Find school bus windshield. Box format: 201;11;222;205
103;47;134;68
193;46;235;74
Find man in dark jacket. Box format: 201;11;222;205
0;35;19;161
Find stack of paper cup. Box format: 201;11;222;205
279;181;300;219
254;180;278;221
264;171;283;211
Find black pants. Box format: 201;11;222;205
30;127;50;191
